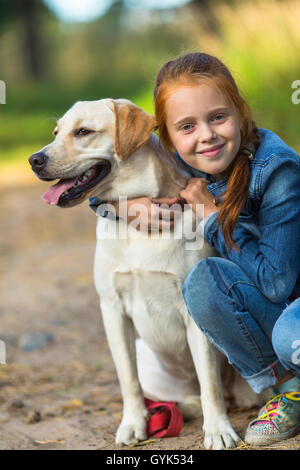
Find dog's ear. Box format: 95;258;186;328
112;100;158;161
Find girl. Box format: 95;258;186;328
92;53;300;446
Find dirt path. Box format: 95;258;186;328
0;176;299;451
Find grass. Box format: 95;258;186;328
219;0;300;148
184;0;300;149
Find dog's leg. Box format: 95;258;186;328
177;395;202;420
186;319;241;450
101;301;148;446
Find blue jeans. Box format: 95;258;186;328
182;257;300;394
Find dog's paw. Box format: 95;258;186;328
116;417;147;446
203;418;241;450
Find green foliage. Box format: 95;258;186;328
207;0;300;148
1;0;300;166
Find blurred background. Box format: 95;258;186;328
0;0;300;176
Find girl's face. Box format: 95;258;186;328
165;83;241;180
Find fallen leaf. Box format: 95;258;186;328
62;398;83;412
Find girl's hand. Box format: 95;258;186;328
179;178;218;218
112;196;180;232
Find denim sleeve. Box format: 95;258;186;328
204;155;300;303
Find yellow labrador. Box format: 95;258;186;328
29;99;264;449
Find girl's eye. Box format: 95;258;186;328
180;124;194;132
212;114;225;122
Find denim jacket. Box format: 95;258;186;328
90;128;300;304
177;128;300;304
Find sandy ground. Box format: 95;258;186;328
0;169;299;451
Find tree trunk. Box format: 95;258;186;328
18;0;44;80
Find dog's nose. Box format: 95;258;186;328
28;152;48;172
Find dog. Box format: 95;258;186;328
29;98;267;449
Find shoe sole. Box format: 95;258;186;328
245;423;300;446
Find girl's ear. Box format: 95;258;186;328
111;99;158;161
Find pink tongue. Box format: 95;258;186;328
42;177;77;205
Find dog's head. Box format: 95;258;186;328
28;99;157;207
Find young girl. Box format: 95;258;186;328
92;52;300;446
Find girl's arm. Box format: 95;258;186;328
91;196;179;231
113;197;178;231
204;155;300;303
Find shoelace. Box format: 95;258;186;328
255;392;300;432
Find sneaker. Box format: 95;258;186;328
245;392;300;446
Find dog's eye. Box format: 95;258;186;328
53;129;58;136
75;128;91;136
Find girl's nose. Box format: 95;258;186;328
198;123;216;142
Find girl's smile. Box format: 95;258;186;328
165;83;241;180
197;142;226;157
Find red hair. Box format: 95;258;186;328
154;52;260;251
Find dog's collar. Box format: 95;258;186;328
88;196;187;219
89;197;104;214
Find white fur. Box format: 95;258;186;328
37;99;267;449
